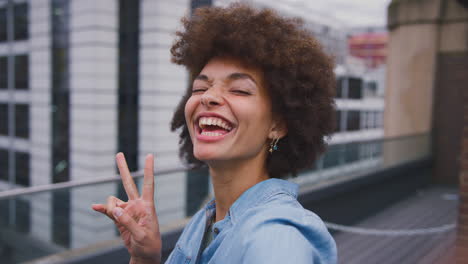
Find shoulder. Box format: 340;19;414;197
235;192;327;233
232;196;337;264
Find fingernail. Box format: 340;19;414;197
113;207;123;218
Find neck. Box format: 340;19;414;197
209;155;269;222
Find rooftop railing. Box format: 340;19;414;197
0;133;431;264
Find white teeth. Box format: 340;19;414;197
201;131;223;136
198;117;233;131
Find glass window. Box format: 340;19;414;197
191;0;213;10
13;3;28;41
0;148;8;181
344;142;360;163
15;199;31;233
359;141;374;160
362;111;368;129
366;111;374;129
118;0;140;172
118;93;138;171
0;56;7;89
53;190;70;247
0;103;7;135
0;7;6;42
348;77;363;99
0;200;9;228
346;110;361;131
15;54;28;89
377;111;381;128
336;77;344;98
323;144;342;168
15;151;29;186
51;0;71;184
377;111;384;128
15;104;29;138
335;110;341;132
367;81;377;97
322;25;330;34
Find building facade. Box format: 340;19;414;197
0;0;386;260
0;0;193;255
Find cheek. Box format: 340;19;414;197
245;99;273;124
236;103;273;134
184;96;197;123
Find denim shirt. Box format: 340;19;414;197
165;178;337;264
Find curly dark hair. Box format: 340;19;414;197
170;3;336;179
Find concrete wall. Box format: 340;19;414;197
385;0;441;137
384;0;468;182
384;24;438;137
385;0;468;137
386;0;468;257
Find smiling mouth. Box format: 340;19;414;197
196;116;234;138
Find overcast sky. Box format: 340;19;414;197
288;0;393;27
218;0;393;28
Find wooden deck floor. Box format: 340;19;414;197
332;186;458;264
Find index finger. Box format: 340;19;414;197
116;152;139;200
142;154;155;202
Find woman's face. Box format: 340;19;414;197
184;57;284;166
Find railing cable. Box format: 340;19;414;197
324;221;456;236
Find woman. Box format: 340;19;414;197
92;4;337;264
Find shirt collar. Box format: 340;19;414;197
228;178;298;222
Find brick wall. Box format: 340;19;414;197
433;53;467;184
457;79;468;261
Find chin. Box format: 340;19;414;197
194;148;234;165
193;149;218;162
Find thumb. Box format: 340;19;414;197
113;207;124;218
113;207;145;241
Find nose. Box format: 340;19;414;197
200;88;223;107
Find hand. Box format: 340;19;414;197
92;153;161;264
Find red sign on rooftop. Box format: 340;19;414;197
348;33;388;68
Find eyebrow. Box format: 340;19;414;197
194;73;258;85
194;74;210;81
227;72;257;85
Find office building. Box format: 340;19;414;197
0;0;385;255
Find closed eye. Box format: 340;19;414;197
231;90;251;95
192;88;207;93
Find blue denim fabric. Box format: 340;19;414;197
165;178;337;264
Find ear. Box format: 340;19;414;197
268;117;288;140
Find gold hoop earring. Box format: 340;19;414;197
269;138;280;153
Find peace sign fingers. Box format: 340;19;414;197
142;154;155;203
116;152;139;200
93;152;162;262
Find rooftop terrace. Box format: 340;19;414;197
334;186;457;264
1;133;456;263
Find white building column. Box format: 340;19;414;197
139;0;190;225
29;0;52;244
68;0;119;249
